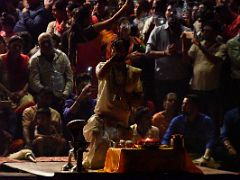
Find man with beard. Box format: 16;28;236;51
161;94;216;165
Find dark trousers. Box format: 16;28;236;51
229;78;240;108
190;89;223;136
214;142;240;172
154;78;190;111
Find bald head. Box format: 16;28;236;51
38;32;52;43
38;33;54;56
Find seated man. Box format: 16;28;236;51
63;73;96;123
22;88;62;151
219;106;240;171
83;39;143;169
152;92;179;140
32;108;66;156
162;94;216;165
131;106;159;143
29;32;73;113
63;73;96;139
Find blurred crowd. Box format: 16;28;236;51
0;0;240;172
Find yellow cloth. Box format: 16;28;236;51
94;62;142;127
104;147;203;173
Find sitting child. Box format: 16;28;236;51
31;108;66;156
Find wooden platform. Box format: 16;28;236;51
0;157;239;179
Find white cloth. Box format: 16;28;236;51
94;62;142;127
83;62;143;169
83;114;121;169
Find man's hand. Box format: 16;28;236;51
76;83;94;102
165;44;176;56
224;140;237;156
180;32;187;41
228;146;237;156
127;51;144;63
192;37;202;48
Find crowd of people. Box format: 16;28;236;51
0;0;240;172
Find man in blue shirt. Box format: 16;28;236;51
63;73;95;139
219;107;240;171
162;94;215;163
63;73;96;123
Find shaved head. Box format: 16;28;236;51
38;32;52;43
38;33;54;57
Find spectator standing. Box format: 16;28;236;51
146;4;191;110
46;0;69;37
14;0;52;43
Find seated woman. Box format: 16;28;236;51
0;35;34;114
31;108;66;156
131;106;160;143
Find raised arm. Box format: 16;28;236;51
96;57;116;80
66;83;93;116
93;0;133;32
